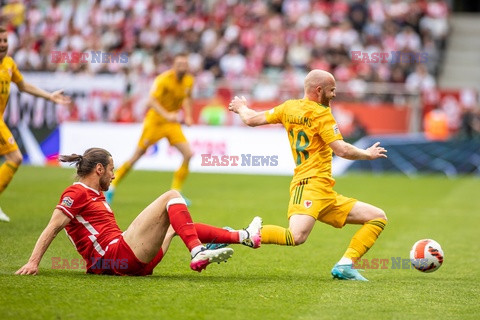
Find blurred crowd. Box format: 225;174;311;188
1;0;450;100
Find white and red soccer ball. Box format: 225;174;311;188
410;239;444;273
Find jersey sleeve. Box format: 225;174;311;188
264;102;286;124
56;187;86;220
149;75;165;100
319;112;343;144
11;59;23;84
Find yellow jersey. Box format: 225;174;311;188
145;69;194;124
0;56;23;115
265;99;343;183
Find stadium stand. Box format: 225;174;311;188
1;0;448;99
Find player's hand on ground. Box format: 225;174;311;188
228;96;248;113
50;89;72;105
15;262;39;275
367;142;388;160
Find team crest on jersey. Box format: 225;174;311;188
304;200;313;208
103;201;113;213
268;108;275;114
333;124;340;135
8;137;14;145
0;68;12;77
61;196;74;208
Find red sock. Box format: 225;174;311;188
167;203;202;251
194;223;240;243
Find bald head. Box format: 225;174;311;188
304;70;336;105
304;70;335;94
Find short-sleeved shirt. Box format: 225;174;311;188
265;99;343;183
0;56;23;115
56;182;122;269
145;69;194;124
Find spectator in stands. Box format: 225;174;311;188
395;26;422;52
423;105;450;141
219;46;247;78
420;0;450;51
460;106;480;140
406;64;436;93
350;115;368;141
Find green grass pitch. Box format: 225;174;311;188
0;166;479;319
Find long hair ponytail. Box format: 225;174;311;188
59;148;111;178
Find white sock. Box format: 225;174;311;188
337;257;353;265
191;245;204;258
238;230;248;242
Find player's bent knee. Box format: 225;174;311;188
291;231;308;245
15;155;23;165
184;151;193;162
6;151;23;165
376;208;387;221
164;189;182;201
365;205;387;222
163;190;190;211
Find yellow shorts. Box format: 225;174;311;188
137;121;187;150
287;177;357;228
0;121;19;155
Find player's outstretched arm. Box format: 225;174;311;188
15;209;71;275
330;140;387;160
16;80;71;105
228;95;268;127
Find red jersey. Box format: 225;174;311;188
56;182;123;269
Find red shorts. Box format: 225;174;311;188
87;236;164;276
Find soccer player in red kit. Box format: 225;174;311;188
16;148;262;276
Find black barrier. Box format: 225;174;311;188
348;136;480;176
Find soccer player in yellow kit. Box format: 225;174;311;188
229;69;388;281
106;53;194;204
0;26;70;222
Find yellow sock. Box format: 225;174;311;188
343;218;387;260
112;162;132;187
261;225;295;246
171;163;189;191
0;161;19;195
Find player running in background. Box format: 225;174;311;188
228;70;388;281
16;148;261;276
0;26;71;222
106;53;195;205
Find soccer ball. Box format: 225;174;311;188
410;239;444;273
